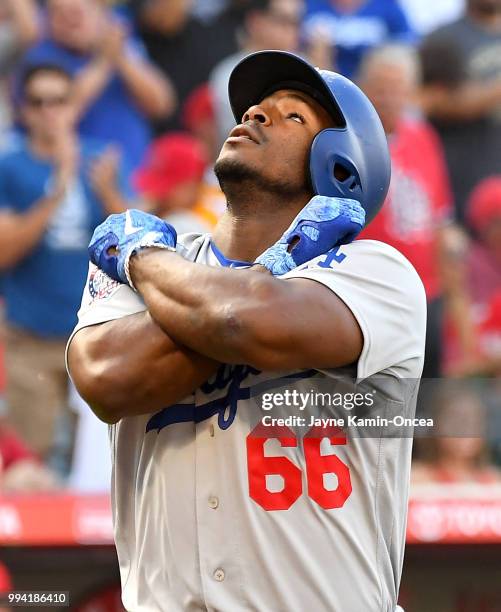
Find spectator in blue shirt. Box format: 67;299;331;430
303;0;415;78
0;64;131;464
19;0;175;169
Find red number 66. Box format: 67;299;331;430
246;425;352;511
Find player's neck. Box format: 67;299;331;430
213;198;306;262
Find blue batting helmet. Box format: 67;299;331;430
228;50;391;225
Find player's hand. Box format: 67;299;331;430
255;195;365;275
88;209;177;288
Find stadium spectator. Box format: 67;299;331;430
20;0;174;169
412;384;500;484
182;84;219;163
0;560;12;612
438;224;479;376
444;177;501;375
302;0;415;79
210;0;306;148
420;0;501;223
467;176;501;306
135;133;212;234
192;0;228;22
0;0;38;146
0;420;59;492
0;64;132;464
182;84;227;226
399;0;464;34
133;0;237;133
358;45;454;377
104;0;134;22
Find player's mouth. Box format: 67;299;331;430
226;124;261;145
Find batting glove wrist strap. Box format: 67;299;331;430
124;242;176;292
255;195;365;275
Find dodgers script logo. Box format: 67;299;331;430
146;364;260;433
145;365;317;434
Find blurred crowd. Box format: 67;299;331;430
0;0;500;503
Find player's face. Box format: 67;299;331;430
215;89;333;199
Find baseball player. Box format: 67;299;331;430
67;51;426;611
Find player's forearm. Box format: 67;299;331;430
130;249;281;367
68;311;219;423
0;192;63;269
130;249;363;371
116;57;175;118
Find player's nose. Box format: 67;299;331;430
242;104;271;126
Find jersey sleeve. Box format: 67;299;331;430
66;263;147;363
282;240;427;379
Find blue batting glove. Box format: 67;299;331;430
88;209;177;287
255;196;365;275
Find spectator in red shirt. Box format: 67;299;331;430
182;83;219;164
412;383;500;484
466;177;501;375
445;177;501;375
0;560;12;612
358;44;455;377
134;133;212;235
0;421;59;492
467;177;501;306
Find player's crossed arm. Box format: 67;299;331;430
69;200;364;423
68;311;219;424
128;251;362;372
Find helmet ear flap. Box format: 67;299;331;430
309;129;364;204
332;157;361;194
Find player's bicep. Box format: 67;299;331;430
68;312;218;422
248;277;363;371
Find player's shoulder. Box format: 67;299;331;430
315;237;421;274
291;238;426;307
343;236;414;261
343;238;425;292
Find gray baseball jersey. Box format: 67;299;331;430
68;234;426;612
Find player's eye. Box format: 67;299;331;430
287;112;305;124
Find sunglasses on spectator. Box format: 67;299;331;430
25;95;70;108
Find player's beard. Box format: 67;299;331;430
214;156;310;213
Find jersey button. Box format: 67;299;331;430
208;496;219;509
213;568;225;582
209;424;215;437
